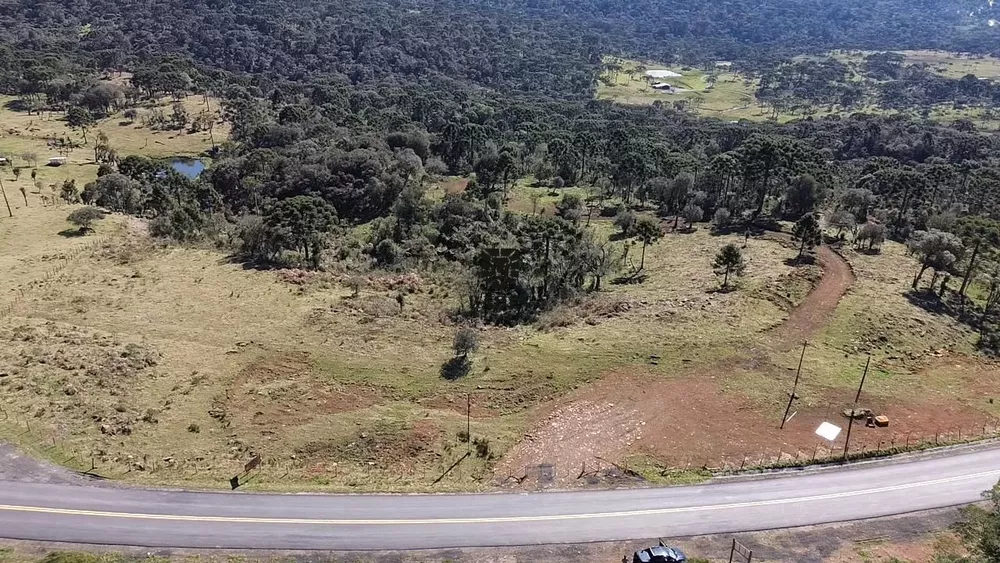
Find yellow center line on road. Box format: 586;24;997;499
2;469;999;526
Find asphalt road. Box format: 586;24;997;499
1;447;999;550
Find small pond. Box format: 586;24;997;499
170;158;207;179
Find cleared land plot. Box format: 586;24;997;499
597;57;765;120
499;237;1000;487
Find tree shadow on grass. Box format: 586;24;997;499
783;254;817;267
904;289;954;317
441;356;471;380
706;285;738;294
611;271;648;285
57;228;87;238
3;98;31;112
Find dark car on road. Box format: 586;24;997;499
632;545;687;563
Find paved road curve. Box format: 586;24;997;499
1;448;999;550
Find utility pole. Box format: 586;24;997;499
780;341;808;429
467;393;471;457
843;355;872;459
0;177;11;218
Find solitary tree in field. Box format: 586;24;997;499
12;167;21;182
555;193;584;223
855;222;887;252
907;229;964;291
713;243;746;290
713;207;731;230
633;216;663;270
614;208;636;237
453;327;479;358
682;202;703;230
59;179;80;204
827;209;856;239
66;206;106;233
792;213;822;260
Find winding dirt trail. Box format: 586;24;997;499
768;245;855;351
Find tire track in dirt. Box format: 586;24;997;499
497;245;856;486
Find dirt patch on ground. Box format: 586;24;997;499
440;177;469;194
220;352;381;430
497;366;994;487
495;398;644;484
296;418;442;470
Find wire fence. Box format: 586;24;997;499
0;234;113;322
0;409;997;490
711;418;1000;475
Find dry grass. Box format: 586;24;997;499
764;238;1000;426
2;189;996;491
0;204;815;490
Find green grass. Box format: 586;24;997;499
625;454;712;485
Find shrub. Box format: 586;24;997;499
187;423;200;433
66;206;105;233
614;209;637;236
453;327;479;357
713;207;731;228
473;436;491;458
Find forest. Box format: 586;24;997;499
4;0;1000;349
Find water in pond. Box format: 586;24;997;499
171;158;206;179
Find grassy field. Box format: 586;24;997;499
599;51;1000;128
597;57;767;120
5;193;997;491
820;49;1000;79
0;92;228;206
0;198;823;491
2;81;999;491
